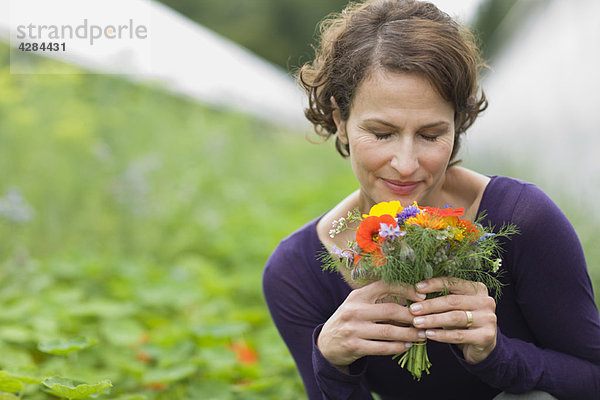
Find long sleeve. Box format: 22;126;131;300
458;181;600;399
312;325;373;399
263;177;600;399
262;224;374;400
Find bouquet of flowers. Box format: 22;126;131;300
321;201;517;380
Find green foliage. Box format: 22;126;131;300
0;372;25;393
470;0;519;60
1;35;599;398
323;211;517;301
470;0;547;62
41;377;112;399
38;338;97;356
0;43;356;399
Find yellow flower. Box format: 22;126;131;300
450;227;464;241
363;201;403;218
443;216;460;227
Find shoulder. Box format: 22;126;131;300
262;215;350;321
264;217;323;278
481;176;585;270
263;215;343;300
480;176;564;226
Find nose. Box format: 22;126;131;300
389;137;419;177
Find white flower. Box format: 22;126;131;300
492;258;502;273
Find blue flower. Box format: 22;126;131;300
379;223;404;242
480;233;496;241
474;232;496;246
331;245;354;261
396;205;420;224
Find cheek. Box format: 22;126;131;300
423;142;454;170
430;133;454;153
350;140;388;170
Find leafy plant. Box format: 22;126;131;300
41;377;112;400
0;41;597;399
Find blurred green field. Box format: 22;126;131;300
0;43;598;399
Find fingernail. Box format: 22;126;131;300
413;317;424;326
416;292;426;300
425;330;436;337
416;282;427;290
410;303;423;312
405;342;413;349
417;330;426;339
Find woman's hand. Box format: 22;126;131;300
409;277;498;364
317;280;427;371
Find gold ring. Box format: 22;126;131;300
465;310;473;328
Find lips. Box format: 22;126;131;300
381;179;421;195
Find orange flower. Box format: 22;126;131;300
229;341;258;365
138;332;151;345
370;248;387;267
422;206;465;218
136;350;153;364
421;206;465;227
356;215;397;252
354;246;386;267
405;213;447;230
459;219;481;238
146;382;167;391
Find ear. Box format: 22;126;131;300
331;96;348;145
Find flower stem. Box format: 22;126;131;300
394;341;432;380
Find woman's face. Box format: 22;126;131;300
333;69;455;212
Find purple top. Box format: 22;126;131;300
263;176;600;399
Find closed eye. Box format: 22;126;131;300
375;133;393;140
420;134;439;142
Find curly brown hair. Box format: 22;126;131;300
298;0;488;161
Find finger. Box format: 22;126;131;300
360;323;426;343
356;338;416;357
341;302;415;325
409;294;496;317
370;303;414;325
416;277;488;297
412;310;478;330
423;327;473;344
424;326;496;348
352;280;426;303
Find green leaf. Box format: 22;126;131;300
100;319;145;346
236;377;279;392
0;393;20;400
0;343;34;367
108;395;147;400
67;301;136;318
187;380;234;400
0;371;24;392
5;372;43;385
0;367;43;384
142;364;197;384
41;376;112;399
192;322;249;339
0;326;34;343
38;337;97;355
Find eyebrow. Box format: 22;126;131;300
362;118;450;130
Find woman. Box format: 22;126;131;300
262;1;600;399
